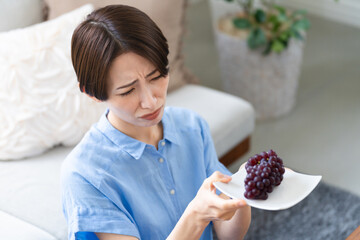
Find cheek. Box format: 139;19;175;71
109;98;136;114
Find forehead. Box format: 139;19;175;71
108;52;155;80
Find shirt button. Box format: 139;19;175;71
161;141;165;146
170;189;175;195
159;158;164;163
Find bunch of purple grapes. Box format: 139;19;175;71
244;149;285;200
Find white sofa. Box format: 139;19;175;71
0;1;255;239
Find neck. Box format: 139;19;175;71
107;111;163;149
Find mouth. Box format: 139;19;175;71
139;106;162;120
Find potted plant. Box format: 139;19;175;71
209;0;313;119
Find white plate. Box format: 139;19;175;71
213;168;322;210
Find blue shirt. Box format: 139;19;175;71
61;106;232;240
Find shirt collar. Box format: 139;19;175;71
95;109;146;160
95;108;179;160
162;107;180;145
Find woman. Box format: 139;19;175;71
61;5;251;240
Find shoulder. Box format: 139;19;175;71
61;125;120;188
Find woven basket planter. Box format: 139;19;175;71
214;25;305;120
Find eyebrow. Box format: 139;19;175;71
115;69;157;90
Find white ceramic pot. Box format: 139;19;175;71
215;27;304;120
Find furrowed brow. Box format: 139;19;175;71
115;69;157;90
116;80;137;90
146;69;157;78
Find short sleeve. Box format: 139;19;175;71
62;172;140;240
199;117;232;177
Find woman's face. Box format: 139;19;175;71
105;52;169;129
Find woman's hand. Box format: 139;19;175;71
187;171;247;225
167;171;249;240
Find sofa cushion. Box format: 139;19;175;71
0;210;56;240
43;0;197;92
0;146;72;240
166;84;255;157
0;4;108;160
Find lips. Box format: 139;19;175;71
140;106;162;120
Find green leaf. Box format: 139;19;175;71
279;31;290;41
268;14;277;22
274;5;286;15
272;22;281;32
277;12;288;22
268;15;279;26
268;14;282;32
254;9;266;23
233;18;252;29
290;28;304;40
274;5;288;22
292;18;310;31
271;40;285;53
247;28;267;49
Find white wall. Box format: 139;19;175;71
279;0;360;29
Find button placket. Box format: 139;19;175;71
156;154;176;196
155;152;181;214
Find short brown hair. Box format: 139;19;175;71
71;5;169;101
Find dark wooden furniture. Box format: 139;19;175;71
219;136;251;167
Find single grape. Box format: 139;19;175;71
256;181;264;190
263;179;270;187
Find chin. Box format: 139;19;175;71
138;110;164;127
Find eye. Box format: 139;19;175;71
151;74;162;81
119;88;134;96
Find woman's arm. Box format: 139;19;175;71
95;233;138;240
213;193;251;240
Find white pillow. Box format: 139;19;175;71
0;4;106;160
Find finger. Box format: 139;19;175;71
206;171;231;188
217;176;232;183
211;177;232;192
211;171;231;181
225;199;247;210
219;193;230;200
213;197;247;210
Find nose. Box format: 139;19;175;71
139;86;157;109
